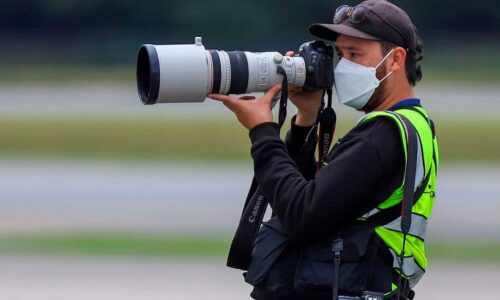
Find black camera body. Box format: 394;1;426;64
299;40;335;90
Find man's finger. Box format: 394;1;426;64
208;93;240;110
262;85;282;104
208;93;232;102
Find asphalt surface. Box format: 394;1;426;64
0;83;498;120
0;255;498;299
0;159;499;241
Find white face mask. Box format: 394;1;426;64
334;49;394;110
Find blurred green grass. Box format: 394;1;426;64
422;46;500;84
0;232;497;263
1;65;498;84
1;46;499;84
0;233;230;258
0;119;252;162
0;65;133;83
0;119;497;163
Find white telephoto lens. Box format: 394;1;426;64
137;37;308;105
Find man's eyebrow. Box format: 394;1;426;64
336;45;362;52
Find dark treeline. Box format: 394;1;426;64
1;0;498;65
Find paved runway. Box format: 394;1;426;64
0;159;499;241
0;255;498;299
0;83;498;120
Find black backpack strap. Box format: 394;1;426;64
397;106;435;138
397;106;438;175
399;113;418;237
394;114;419;300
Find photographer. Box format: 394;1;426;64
209;0;438;299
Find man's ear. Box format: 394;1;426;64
389;47;407;72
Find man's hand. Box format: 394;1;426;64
208;85;282;131
286;51;324;127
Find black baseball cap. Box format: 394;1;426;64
309;0;419;53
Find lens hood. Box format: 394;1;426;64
137;44;160;105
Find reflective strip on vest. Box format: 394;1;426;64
388;248;425;288
383;213;428;241
360;207;381;220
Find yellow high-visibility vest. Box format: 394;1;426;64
358;106;439;289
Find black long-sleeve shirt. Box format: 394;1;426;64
249;115;405;243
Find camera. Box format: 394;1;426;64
338;291;384;300
136;37;334;104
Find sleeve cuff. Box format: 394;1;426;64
288;115;316;145
249;122;280;144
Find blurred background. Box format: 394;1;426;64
0;0;499;299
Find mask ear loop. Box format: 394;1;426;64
379;70;393;82
375;48;395;69
375;48;395;82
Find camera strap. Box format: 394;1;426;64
226;67;290;270
226;182;267;270
318;88;336;167
332;232;343;300
315;88;342;300
277;66;288;128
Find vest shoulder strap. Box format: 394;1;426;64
395;106;436;139
357;110;421;230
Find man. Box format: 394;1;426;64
209;0;438;299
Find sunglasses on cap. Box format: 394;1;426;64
333;5;407;49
